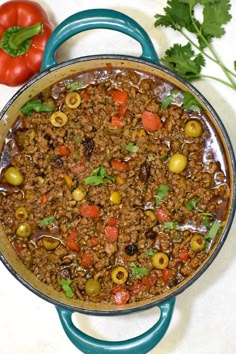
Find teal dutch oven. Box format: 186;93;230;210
0;9;235;354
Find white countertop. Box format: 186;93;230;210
0;1;236;353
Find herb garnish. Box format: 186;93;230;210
146;248;155;256
163;221;178;230
183;92;202;112
154;0;236;90
84;166;115;186
147;155;155;162
38;216;56;228
66;80;84;91
186;198;201;211
59;279;74;298
20;99;55;116
205;220;222;240
130;262;149;278
155;184;169;207
125;142;139;153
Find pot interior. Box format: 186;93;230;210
0;56;235;314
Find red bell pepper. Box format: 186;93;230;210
0;0;54;86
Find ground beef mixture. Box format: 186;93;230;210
0;68;230;305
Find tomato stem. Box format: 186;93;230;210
1;23;42;57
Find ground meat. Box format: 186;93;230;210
0;67;230;306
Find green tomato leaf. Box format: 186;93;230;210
84;166;115;186
21;99;55;116
125;142;139;153
38;216;56;228
59;279;74;298
155;184;169;207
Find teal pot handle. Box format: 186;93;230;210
56;298;175;354
41;9;159;71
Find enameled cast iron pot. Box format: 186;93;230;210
0;9;236;354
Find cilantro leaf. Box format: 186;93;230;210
84;166;115;186
163;221;178;230
130;262;149;278
146;248;155;256
205;219;222;240
183;92;202;112
21;99;55;116
38;216;56;228
59;279;74;298
147;155;155;162
155;184;169;207
66;81;84;91
186;198;201;211
125;142;139;153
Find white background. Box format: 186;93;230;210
0;1;236;353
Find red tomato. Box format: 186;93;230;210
110;116;123;129
113;289;130;305
90;237;99;247
118;104;127;117
162;268;171;283
82;91;90;100
40;194;48;205
66;231;80;252
104;225;119;242
130;282;142;294
156;207;171;223
141;272;158;289
142;110;162;131
109;90;128;106
111;159;129;171
58;146;70;156
106;217;118;226
81;252;93;268
80;205;99;218
179;251;189;262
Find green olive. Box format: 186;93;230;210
111;266;128;284
50;112;68;127
4;166;24;186
16;222;32;238
184;120;202;138
72;187;86;201
190;234;206;252
65;92;81;109
168;153;187;174
152;252;169;269
15;207;28;221
85;278;101;296
42;237;60;250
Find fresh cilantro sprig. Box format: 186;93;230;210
84;166;115;186
66;80;84;91
21;99;55;116
130;262;149;278
155;184;169;207
154;0;236;90
38;216;56;228
125;142;139;153
59;279;74;298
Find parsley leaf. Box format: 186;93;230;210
155;184;169;207
186;198;201;211
21;99;55;116
59;279;74;298
154;0;236;90
84;166;115;186
38;216;56;228
125;142;139;153
130;262;149;278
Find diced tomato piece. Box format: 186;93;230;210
113;289;130;305
82;91;90;100
40;194;48;205
110;116;123;129
58;146;70;156
141;272;158;289
130;281;142;294
142;110;162;131
106;217;118;226
156;207;171;223
104;225;119;242
81;252;94;268
179;251;189;262
90;237;99;247
80;205;99;218
118;104;128;117
111;159;129;171
162;268;171;283
66;231;80;252
109;90;128;106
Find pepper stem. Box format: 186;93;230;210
1;23;42;57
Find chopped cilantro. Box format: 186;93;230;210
155;184;169;207
59;279;74;298
84;166;115;186
146;249;155;256
20;99;55;116
186;198;201;211
147;155;155;162
38;216;56;228
183;92;202;112
66;81;84;91
130;262;149;278
163;221;178;230
205;220;222;240
125;142;139;153
161;90;179;109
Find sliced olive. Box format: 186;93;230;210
42;237;60;250
111;266;128;284
4;166;24;186
50;112;68;127
190;234;206;252
65;92;81;109
16;222;32;238
144;210;157;227
85;278;101;296
15;207;28;221
152;252;169;269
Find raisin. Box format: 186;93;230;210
82;137;94;159
139;162;151;182
145;229;157;239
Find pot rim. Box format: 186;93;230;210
1;54;236;315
